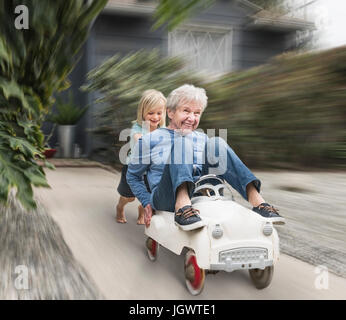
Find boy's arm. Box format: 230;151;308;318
132;133;142;143
126;137;151;207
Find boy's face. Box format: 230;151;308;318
167;100;203;133
144;104;164;131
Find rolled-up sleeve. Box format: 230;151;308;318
126;137;151;207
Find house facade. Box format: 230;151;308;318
47;0;314;158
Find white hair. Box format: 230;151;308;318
167;84;208;112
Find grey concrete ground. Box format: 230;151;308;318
34;167;346;299
229;171;346;279
0;191;103;299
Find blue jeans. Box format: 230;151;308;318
151;136;261;212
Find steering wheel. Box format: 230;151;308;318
193;174;233;200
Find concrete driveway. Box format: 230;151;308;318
34;167;346;299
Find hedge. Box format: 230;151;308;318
201;46;346;169
85;46;346;170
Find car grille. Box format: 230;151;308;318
219;247;268;263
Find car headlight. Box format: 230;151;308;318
212;224;223;239
263;222;273;236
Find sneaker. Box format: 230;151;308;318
175;205;206;231
252;203;285;225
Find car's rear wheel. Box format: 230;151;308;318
146;237;159;261
249;266;274;289
184;250;205;295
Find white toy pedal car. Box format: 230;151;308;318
145;174;280;295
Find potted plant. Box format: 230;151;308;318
43;122;58;158
49;92;88;158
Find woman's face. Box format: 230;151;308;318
167;100;202;132
144;104;165;131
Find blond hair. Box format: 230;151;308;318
136;89;166;127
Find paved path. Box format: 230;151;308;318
229;171;346;278
34;167;346;299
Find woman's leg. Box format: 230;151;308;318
175;182;192;212
246;182;265;207
202;137;261;202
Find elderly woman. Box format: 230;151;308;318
127;84;285;230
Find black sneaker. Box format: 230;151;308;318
175;205;206;231
252;203;285;225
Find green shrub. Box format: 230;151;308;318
82;49;205;166
49;92;88;125
201;47;346;169
84;46;346;170
0;0;107;209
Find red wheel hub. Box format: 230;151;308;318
188;255;202;289
150;239;157;256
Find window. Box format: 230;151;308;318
168;24;233;76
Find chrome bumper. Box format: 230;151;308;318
210;247;273;272
210;259;273;272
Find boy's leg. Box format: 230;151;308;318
116;165;136;223
116;196;134;223
137;205;145;225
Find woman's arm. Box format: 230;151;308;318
127;137;151;208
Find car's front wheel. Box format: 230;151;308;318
184;250;205;295
249;266;274;289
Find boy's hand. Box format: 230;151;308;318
144;203;153;228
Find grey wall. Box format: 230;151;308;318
47;0;297;157
90;0;295;84
186;0;295;70
93;13;166;66
85;12;166;158
184;0;256;71
237;29;292;69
